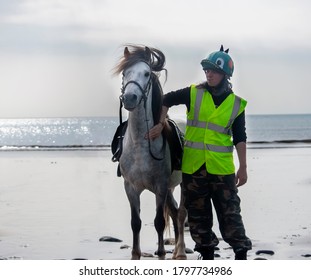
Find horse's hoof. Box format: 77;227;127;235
175;255;187;260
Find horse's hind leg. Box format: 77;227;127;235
175;185;187;260
125;183;142;260
166;187;187;260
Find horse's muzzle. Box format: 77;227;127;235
120;93;138;111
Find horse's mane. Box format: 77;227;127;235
114;44;167;125
113;44;167;75
150;73;163;124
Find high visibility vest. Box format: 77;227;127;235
182;85;247;175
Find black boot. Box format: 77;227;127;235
234;249;247;260
197;248;215;260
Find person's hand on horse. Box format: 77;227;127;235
145;122;164;140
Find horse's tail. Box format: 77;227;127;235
164;204;172;237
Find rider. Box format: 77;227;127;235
147;45;252;260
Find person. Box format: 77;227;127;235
147;45;252;260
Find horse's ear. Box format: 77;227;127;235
144;47;151;63
124;47;130;58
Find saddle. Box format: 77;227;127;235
111;118;184;177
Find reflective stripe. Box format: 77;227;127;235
227;96;241;127
188;89;241;135
194;88;204;120
185;140;233;153
184;141;205;149
187;120;231;135
208;122;231;135
187;119;206;128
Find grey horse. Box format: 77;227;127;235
113;45;187;260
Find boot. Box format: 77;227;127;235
197;248;215;260
234;248;247;260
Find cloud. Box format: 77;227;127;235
0;0;310;117
2;0;310;52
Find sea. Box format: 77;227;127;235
0;114;311;151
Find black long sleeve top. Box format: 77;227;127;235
163;86;247;146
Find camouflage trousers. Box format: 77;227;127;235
182;165;252;253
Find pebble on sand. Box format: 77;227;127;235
99;236;123;242
256;250;275;256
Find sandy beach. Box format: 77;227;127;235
0;147;310;260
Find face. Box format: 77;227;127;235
121;61;151;111
204;69;225;87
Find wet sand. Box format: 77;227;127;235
0;147;310;260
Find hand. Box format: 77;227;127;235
235;166;247;187
145;123;164;140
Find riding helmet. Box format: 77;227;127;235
201;45;234;77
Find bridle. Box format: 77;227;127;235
120;61;152;106
119;62;165;161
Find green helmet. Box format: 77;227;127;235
201;45;234;77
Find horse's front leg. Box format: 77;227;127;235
125;182;141;260
154;190;167;260
130;203;141;260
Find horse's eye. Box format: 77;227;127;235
144;72;150;77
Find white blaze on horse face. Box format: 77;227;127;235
122;61;151;111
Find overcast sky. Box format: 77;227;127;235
0;0;310;118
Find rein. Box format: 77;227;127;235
119;71;166;161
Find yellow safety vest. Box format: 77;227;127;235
182;85;247;175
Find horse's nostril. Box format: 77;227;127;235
123;93;137;103
131;94;138;102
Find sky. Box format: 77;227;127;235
0;0;310;118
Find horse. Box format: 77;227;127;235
113;45;187;260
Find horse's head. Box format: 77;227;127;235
120;48;152;111
114;45;166;122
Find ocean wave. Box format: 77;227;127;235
247;139;311;149
0;145;111;151
1;139;311;152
